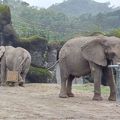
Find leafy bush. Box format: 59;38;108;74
29;66;51;77
27;66;52;83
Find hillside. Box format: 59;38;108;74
1;0;120;41
48;0;113;16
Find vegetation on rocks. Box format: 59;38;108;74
0;4;10;15
20;35;47;43
29;66;51;77
27;66;52;83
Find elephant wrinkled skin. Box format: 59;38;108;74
59;35;120;101
0;46;31;86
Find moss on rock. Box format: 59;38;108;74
0;4;9;13
29;66;51;77
48;40;65;47
0;4;11;25
20;35;47;43
18;35;48;52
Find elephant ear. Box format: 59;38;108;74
0;46;5;58
81;39;107;66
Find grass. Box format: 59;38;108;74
73;84;110;94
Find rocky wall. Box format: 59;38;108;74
0;4;18;46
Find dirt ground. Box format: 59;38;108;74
0;84;120;120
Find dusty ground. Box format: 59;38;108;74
0;84;120;120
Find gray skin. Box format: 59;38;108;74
59;35;120;101
0;46;31;86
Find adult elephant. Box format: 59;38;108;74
59;35;120;101
0;46;31;86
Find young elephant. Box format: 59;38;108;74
59;35;120;101
0;46;31;86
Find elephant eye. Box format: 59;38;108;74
107;52;115;60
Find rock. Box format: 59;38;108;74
18;35;48;67
0;4;18;46
47;41;64;69
0;4;11;27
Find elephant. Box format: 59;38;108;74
58;35;120;101
0;46;31;86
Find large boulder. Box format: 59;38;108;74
18;36;53;83
0;4;18;46
18;35;48;67
0;4;11;28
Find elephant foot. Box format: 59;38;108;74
19;82;24;87
108;95;116;101
1;82;6;86
59;93;68;98
92;94;103;101
67;93;74;97
7;82;15;87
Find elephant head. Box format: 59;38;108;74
0;46;5;58
81;37;120;66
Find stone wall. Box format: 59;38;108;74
19;36;48;67
17;36;52;83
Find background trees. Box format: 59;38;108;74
1;0;120;41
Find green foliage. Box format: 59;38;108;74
29;66;51;78
0;4;11;22
49;0;112;16
3;0;120;41
0;4;9;13
20;35;47;43
89;32;105;36
48;40;66;46
108;29;120;38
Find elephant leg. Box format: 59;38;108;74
1;56;6;86
89;62;103;101
19;72;27;87
59;63;69;98
67;75;74;97
1;67;6;86
59;75;68;98
18;74;24;87
13;62;24;86
107;68;116;101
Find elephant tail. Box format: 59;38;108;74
47;60;59;70
18;52;29;71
